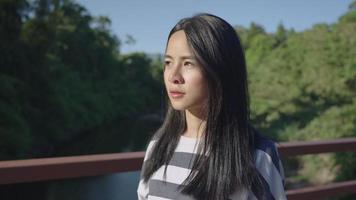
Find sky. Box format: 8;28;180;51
76;0;353;55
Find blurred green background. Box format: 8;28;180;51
0;0;355;199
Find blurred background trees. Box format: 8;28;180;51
0;0;355;199
237;2;356;197
0;0;163;160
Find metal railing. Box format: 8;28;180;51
278;138;356;200
1;138;356;199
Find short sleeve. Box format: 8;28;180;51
254;139;287;200
137;140;156;200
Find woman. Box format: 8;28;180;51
137;13;286;200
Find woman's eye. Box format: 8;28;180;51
184;62;194;67
164;61;171;66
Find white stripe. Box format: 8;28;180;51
137;179;149;200
148;195;172;200
146;137;203;156
145;137;201;161
175;136;201;154
255;149;287;200
151;165;196;185
144;140;157;161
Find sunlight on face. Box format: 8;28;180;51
163;30;209;113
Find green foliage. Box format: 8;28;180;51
288;102;356;188
237;2;356;195
0;1;355;198
275;23;288;46
339;0;356;23
0;74;32;159
0;0;162;159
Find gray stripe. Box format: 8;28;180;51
169;152;198;169
148;179;195;200
142;151;200;175
140;151;199;181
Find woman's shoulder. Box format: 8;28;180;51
251;126;279;155
142;134;160;162
144;131;162;150
251;127;287;199
251;126;283;175
254;133;279;157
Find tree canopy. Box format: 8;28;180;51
0;0;355;196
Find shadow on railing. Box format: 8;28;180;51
1;138;356;200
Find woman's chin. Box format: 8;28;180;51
171;105;186;111
170;102;188;111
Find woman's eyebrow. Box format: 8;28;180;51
165;54;195;60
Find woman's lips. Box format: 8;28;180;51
169;91;185;98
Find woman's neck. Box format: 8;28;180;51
183;108;206;139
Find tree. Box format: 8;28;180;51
274;22;287;46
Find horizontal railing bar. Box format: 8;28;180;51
0;137;356;199
278;137;356;157
0;152;145;185
286;180;356;200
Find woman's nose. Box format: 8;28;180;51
169;66;184;84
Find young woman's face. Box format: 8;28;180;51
164;30;209;113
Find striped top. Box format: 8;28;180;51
137;134;287;200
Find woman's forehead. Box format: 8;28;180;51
165;33;196;59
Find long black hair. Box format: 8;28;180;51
142;13;264;200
